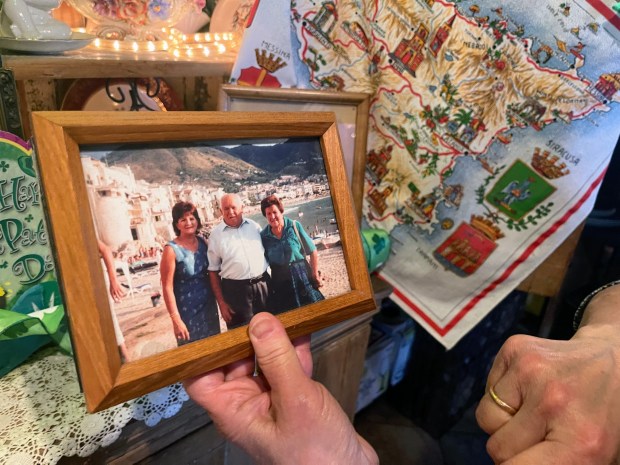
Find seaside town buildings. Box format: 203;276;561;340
81;158;329;253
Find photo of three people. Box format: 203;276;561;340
82;138;351;362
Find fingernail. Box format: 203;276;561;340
250;317;274;340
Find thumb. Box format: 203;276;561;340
249;312;310;396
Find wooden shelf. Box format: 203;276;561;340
1;48;236;138
1;48;236;80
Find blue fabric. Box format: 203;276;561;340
288;260;324;304
167;239;220;344
261;217;323;312
261;217;316;265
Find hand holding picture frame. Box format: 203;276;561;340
31;111;375;412
218;85;370;219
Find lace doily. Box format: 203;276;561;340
0;348;189;465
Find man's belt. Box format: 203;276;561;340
222;271;269;285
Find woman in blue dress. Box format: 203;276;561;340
160;201;220;345
260;195;324;313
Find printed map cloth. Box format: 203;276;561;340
232;0;620;348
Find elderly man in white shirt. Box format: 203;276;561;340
208;193;270;329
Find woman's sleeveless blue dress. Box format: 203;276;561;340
168;239;220;345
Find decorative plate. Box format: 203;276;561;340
61;78;183;111
0;32;95;54
209;0;255;32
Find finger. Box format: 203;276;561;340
249;312;310;398
479;336;537;434
224;355;258;380
184;368;227;409
485;335;539;397
485;408;547;463
476;377;522;434
485;347;510;392
293;335;313;377
503;441;577;465
185;368;270;444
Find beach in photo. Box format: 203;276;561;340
82;138;352;361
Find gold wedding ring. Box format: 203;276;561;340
489;386;518;415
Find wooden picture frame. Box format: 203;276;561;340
218;86;370;219
31;111;375;412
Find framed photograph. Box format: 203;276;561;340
218;85;370;219
31;111;375;412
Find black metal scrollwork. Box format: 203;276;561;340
104;78;161;111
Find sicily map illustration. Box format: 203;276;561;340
289;0;620;346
